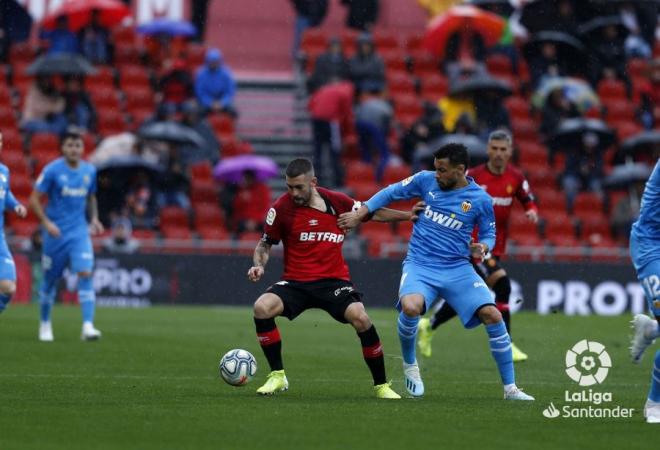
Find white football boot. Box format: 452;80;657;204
630;314;657;363
504;385;535;401
39;321;54;342
403;361;424;397
81;322;102;341
644;399;660;424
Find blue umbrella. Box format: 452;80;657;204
2;0;33;42
136;18;197;37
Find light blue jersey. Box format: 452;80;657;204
630;159;660;316
35;158;97;235
365;171;496;269
0;163;20;282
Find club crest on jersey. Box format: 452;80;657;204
461;200;472;213
424;206;464;230
401;176;414;186
655;300;660;309
266;208;276;226
506;184;513;194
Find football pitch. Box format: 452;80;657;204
0;305;656;450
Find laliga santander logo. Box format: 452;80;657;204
565;340;612;386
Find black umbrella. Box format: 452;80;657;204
138;121;206;148
26;53;97;76
578;16;627;39
467;0;514;16
548;118;616;150
619;130;660;158
520;0;559;33
525;31;587;55
603;163;653;189
449;75;513;98
2;0;33;42
95;155;164;174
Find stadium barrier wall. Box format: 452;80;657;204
14;254;646;316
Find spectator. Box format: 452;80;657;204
125;171;157;229
194;48;237;116
400;101;445;167
157;59;195;110
20;75;67;134
348;33;385;92
539;88;580;139
41;15;78;55
308;37;350;92
77;9;111;64
308;79;354;187
587;24;631;96
474;92;510;139
341;0;379;31
190;0;211;42
142;102;177;128
355;88;393;183
179;100;220;164
438;94;476;133
561;132;605;213
528;42;568;89
102;217;140;254
231;170;272;234
62;75;97;131
443;31;487;81
156;146;191;211
290;0;329;59
610;181;645;240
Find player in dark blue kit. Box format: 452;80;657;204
628;158;660;423
29;129;104;342
340;144;534;400
0;131;28;315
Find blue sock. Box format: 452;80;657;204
486;321;515;386
78;276;95;323
398;312;419;365
0;293;11;313
649;350;660;402
39;285;56;322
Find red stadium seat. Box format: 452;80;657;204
511;118;538;142
387;72;415;96
194;203;224;228
486;54;513;76
208;114;235;135
118;64;151;89
97;110;126;136
420;74;448;100
161;225;192;240
29;134;59;153
382;164;412;185
197;225;230;241
525;168;557;189
159;207;189;228
348;180;381;200
189;162;213;181
345;161;376;184
578;215;611;241
516;141;547;165
393;94;423;118
572;192;604;216
112;26;137;46
597;79;627;100
124;86;155;111
603;99;635;122
190;179;219;204
505;96;530;119
509;212;540;236
543;213;576;239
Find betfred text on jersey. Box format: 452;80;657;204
299;232;345;243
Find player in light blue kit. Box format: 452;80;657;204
29;129;104;342
0;131;28;315
628;158;660;423
339;143;534;400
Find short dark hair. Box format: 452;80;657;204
433;143;469;168
60;127;83;148
285;158;314;178
488;129;512;145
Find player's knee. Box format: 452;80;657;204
492;276;511;304
0;281;16;297
479;305;502;325
401;301;423;317
253;295;279;319
77;271;92;278
348;308;371;332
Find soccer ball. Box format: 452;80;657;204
219;349;257;386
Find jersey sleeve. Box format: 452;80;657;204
515;174;537;212
364;172;424;212
35;165;54;194
476;196;496;251
5;171;18;211
88;166;98;194
262;205;282;245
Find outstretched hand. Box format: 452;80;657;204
410;201;426;222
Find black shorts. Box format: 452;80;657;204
266;279;363;323
472;255;503;281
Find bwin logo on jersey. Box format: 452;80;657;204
424;206;463;229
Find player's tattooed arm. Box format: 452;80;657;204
248;240;271;282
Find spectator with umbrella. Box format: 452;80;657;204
62;75;97;131
1;0;33;62
20;75;67;135
41;15;78;55
539;87;581;143
77;9;112;64
194;48;237;117
157;59;195;111
560;131;607;214
400;101;446;167
137;18;197;68
178;100;220;165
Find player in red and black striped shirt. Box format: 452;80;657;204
248;158;415;399
418;130;538;362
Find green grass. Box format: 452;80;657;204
0;305;657;450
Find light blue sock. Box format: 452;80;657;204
0;293;11;313
398;312;419;365
39;285;56;322
78;276;95;323
486;321;515;386
649;350;660;402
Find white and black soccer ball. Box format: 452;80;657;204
219;349;257;386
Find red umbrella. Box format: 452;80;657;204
423;5;506;59
41;0;130;31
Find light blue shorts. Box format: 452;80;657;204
631;235;660;317
397;260;494;328
42;233;94;283
0;239;16;282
